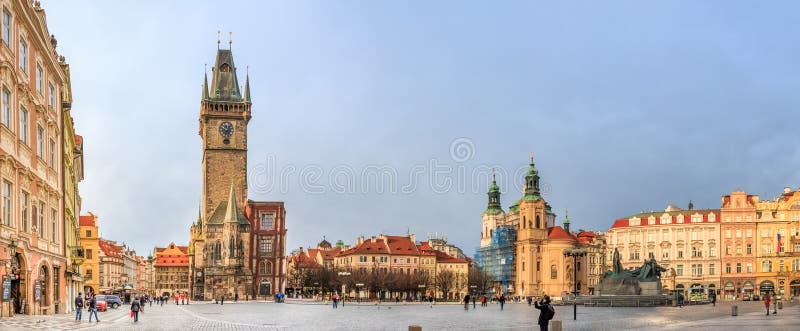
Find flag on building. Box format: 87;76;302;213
777;233;782;253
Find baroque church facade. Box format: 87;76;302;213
188;45;287;300
479;155;600;297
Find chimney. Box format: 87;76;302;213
785;187;791;194
409;233;416;243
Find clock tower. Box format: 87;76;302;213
192;46;254;300
199;48;251;221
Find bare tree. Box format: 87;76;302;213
435;269;456;300
468;265;495;296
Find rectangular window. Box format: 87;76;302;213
746;244;752;255
725;263;731;274
746;229;752;237
19;40;26;72
709;264;715;275
20;191;28;232
38;201;44;237
746;263;753;273
1;181;10;226
51;208;56;242
49;139;55;165
259;236;273;256
36;64;42;94
86;249;93;259
736;263;742;273
726;245;731;255
19;106;28;144
85;230;91;237
260;213;274;230
2;10;9;46
736;245;742;254
725;230;731;238
735;229;742;238
709;247;716;257
1;88;8;127
37;125;43;157
48;83;55;108
676;265;683;276
677;250;683;258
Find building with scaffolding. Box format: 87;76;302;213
475;225;516;295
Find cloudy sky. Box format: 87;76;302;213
42;1;799;256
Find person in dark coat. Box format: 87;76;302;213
534;295;554;331
87;294;99;322
130;296;141;322
463;294;470;311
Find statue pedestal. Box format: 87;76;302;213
639;281;662;296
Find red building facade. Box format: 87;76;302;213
246;201;287;299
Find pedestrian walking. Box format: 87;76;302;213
472;295;476;309
234;293;239;303
481;295;487;307
499;293;506;310
710;292;716;307
88;294;100;323
763;293;771;316
771;292;778;315
149;295;152;307
677;293;684;307
463;294;470;311
534;295;555;331
74;292;84;321
220;295;225;305
139;296;146;314
332;293;339;309
131;296;141;323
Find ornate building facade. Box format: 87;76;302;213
606;205;721;297
188;45;287;300
754;187;800;298
246;201;287;299
154;242;190;296
0;0;71;316
720;190;758;299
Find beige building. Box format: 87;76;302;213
0;0;70;316
607;204;721;298
97;239;123;294
754;187;800;298
720;190;759;299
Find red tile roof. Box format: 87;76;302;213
433;250;468;264
548;226;577;241
154;244;189;267
290;251;322;268
79;214;96;227
320;247;341;261
99;239;121;257
576;230;597;243
386;236;419;255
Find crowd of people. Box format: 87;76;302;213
73;292;192;324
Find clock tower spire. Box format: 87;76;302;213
199;45;251;227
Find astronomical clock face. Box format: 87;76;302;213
219;122;234;138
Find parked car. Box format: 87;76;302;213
97;294;122;311
104;295;123;308
94;296;108;312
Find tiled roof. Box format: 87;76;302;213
99;239;121;257
154;244;190;267
386;236;419;255
343;239;390;255
79;214;95;227
548;226;577;241
207;201;250;225
290;251;322;268
434;250;467;264
610;209;720;229
320;247;341;261
576;230;597;243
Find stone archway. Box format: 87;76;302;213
9;252;29;314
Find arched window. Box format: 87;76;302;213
237;240;244;258
523;216;526;229
214;241;222;260
262;261;273;274
550;264;557;279
535;215;541;228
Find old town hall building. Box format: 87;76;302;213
188;45;287;300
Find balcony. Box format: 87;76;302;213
69;246;85;266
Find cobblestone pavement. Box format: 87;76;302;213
0;299;797;330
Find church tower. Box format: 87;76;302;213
200;47;251;223
194;44;253;300
480;171;505;247
515;152;552;296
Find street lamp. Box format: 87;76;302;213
563;247;587;321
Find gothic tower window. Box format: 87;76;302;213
214;241;221;260
229;236;235;257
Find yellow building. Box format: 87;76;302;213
61;65;84;312
79;213;100;295
755;187;800;298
